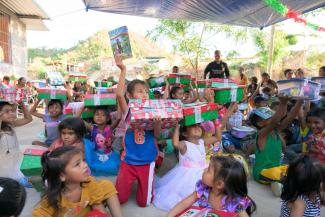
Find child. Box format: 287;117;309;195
249;97;303;196
247;76;258;97
168;84;198;104
49;117;86;152
280;155;324;217
0;101;33;185
167;156;256;217
31;99;65;147
153;121;222;211
114;55;162;207
32;146;123;217
0;177;26;217
80;106;121;175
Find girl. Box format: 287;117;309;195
32;146;123;217
249;97;303;196
153;120;222;211
114;55;162;207
0;101;32;185
236;66;248;85
167;156;256;217
31;99;65;147
49;117;86;152
280;155;324;217
167;82;198;104
79;106;121;176
0;177;26;217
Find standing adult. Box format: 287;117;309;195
261;72;278;95
204;50;230;79
16;77;26;89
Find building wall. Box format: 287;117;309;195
0;3;27;78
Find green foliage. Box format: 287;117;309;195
285;35;298;45
306;50;325;69
28;47;66;61
37;68;46;79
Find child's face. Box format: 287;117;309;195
129;83;149;100
154;93;161;99
61;128;79;146
0;104;15;123
48;103;62;118
184;92;190;100
174;88;184;100
94;110;107;125
307;116;325;134
61;153;89;183
202;162;215;187
185;124;202;139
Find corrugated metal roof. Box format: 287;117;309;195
1;0;49;19
0;0;49;30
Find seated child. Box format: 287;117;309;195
280;155;325;217
32;146;123;217
167;156;256;217
153;120;221;212
0;177;26;217
31;99;65;147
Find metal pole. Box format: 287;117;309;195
267;25;275;78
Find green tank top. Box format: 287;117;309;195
253;130;282;181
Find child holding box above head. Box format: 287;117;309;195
114;54;162;207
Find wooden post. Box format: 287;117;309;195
267;25;275;78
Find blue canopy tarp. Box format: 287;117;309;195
83;0;325;28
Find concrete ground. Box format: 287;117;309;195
17;118;325;217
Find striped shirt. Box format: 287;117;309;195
280;195;320;217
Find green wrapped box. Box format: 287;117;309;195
84;94;116;106
94;81;113;88
148;77;166;88
65;111;94;119
212;86;245;104
20;155;42;177
168;74;192;85
37;88;67;100
182;103;218;126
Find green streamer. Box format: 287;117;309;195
264;0;288;15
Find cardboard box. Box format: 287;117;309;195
84;93;116;106
129;99;183;130
94;81;113;88
183;103;218;126
20;155;42;177
212;85;246;104
176;206;237;217
168;74;192;85
148;76;166;88
95;87;116;94
37;88;67;100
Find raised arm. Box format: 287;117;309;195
30;99;44;119
163;79;170;100
278;99;303;130
115;55;128;114
167;192;197;217
172;124;187;155
153;116;162;139
13;102;33;127
204;119;222;146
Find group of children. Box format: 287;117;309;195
1;60;325;217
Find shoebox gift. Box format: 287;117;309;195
64;102;94;119
94;81;113;88
277;78;320;100
15;88;27;103
176;206;237;217
197;79;212;88
168;74;192;85
0;87;16;103
129;99;183;130
20;154;42;177
95;87;117;94
148;76;166;88
84;93;116;106
37;88;67;100
182;102;218;126
68;73;88;82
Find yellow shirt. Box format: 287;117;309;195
32;176;117;217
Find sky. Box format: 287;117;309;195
27;0;325;57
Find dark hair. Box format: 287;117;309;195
281;155;323;202
169;86;182;99
41;146;83;209
153;90;162;95
93;106;110;123
249;113;263;129
261;72;269;77
320;66;325;73
250;76;258;84
296;68;304;74
18;77;26;83
3;76;10;81
210;156;256;215
270;101;280;110
0;177;26;217
262;86;271;94
172;66;179;69
58;117;86;140
126;79;147;95
73;81;82;92
284;69;292;76
0;102;13;132
306;108;325;123
47;99;63;111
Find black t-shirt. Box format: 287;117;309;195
204;61;230;79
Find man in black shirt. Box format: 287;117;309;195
204;50;230;79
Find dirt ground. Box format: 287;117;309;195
17;118;325;217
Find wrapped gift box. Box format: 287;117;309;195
64;102;94;118
94;81;113;88
15;88;27;103
182;102;218;126
212;85;246;104
176;206;238;217
168;74;192;85
0;87;16;102
129;99;183;130
38;88;67;100
148;76;166;88
197;80;212;88
84;93;116;106
85;210;111;217
311;77;325;92
95;87;117;94
277;78;320;100
20;155;42;177
211;78;237;88
68;73;88;82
